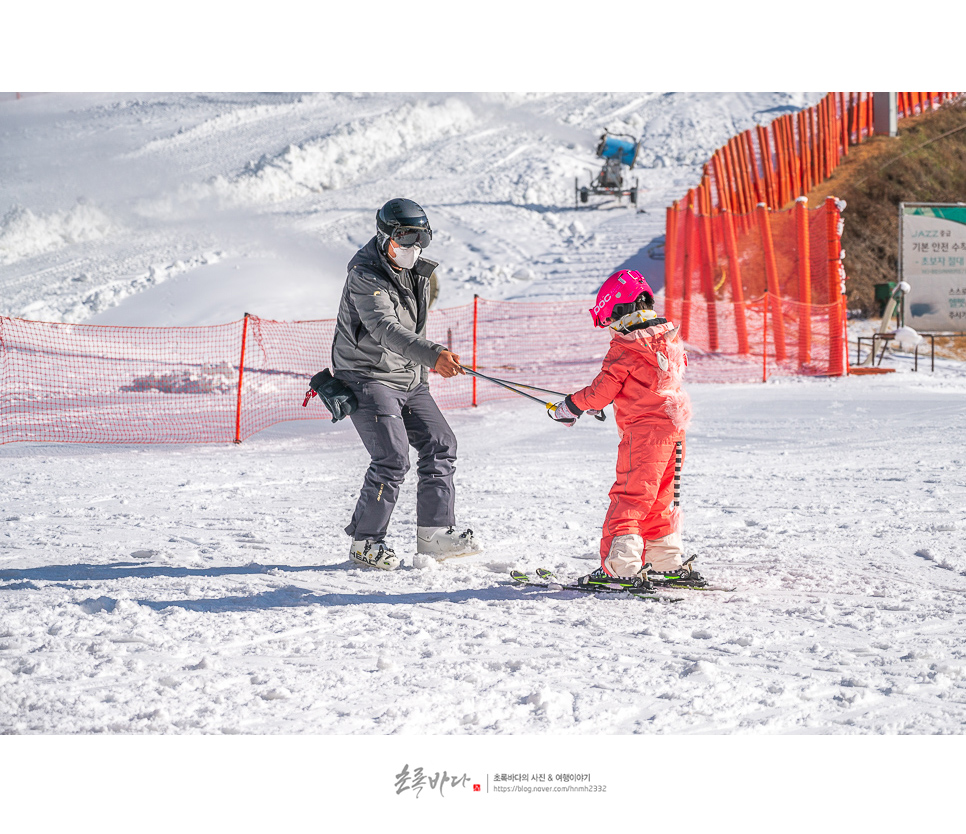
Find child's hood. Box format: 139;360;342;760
613;321;681;370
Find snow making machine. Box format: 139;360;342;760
575;131;641;208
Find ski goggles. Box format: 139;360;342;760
391;226;432;248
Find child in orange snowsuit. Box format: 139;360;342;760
550;270;692;580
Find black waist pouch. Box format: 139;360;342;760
305;369;358;422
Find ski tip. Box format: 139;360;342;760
509;570;529;583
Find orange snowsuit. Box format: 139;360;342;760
569;319;692;568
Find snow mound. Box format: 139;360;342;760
178;98;477;208
0;203;115;265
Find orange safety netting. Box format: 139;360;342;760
1;288;848;446
0;302;610;446
664;197;848;380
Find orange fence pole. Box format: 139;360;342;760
788;114;801;201
741;131;761;205
727;138;747;218
794;196;812;367
831;93;842;167
665;206;678;322
762;292;768;382
771;121;784;206
825;197;845;375
699;210;719;352
837;92;848;157
817;98;828;179
723;210;750;354
756;203;787;362
680;202;695;342
471;294;479;405
758;124;778;208
234;313;250;443
797;110;810;194
711;152;731;214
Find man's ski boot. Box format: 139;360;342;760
350;539;401;571
416;526;482;560
576;566;653;592
644;555;707;588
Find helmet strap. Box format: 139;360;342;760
610;308;659;332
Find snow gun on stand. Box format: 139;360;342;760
575;131;640;209
459;366;606;422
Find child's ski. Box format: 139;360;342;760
508;569;681;603
513;567;735;594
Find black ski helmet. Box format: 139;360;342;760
376;198;432;248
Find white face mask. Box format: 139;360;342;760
388;240;421;270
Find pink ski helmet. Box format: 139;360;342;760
590;270;653;327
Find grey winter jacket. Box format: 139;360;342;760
331;236;445;391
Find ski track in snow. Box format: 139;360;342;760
2;374;966;735
4;92;966;737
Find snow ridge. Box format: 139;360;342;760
0;203;115;266
186;98;477;206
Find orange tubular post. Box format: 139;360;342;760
699;206;719;352
727;139;747;220
762;290;768;383
797;110;810;194
825;93;839;176
786;115;800;202
757;124;776;208
825;196;846;375
738;131;758;207
711;152;732;215
792;113;804;196
794;197;812;367
745;131;764;205
234;312;250;444
722;140;741;229
829;93;845;168
771;120;785;207
471;294;479;406
817;98;828;180
723;208;749;354
811;105;821;185
838;92;848;158
665;206;678;322
756;203;787;362
781;116;794;205
680;202;696;343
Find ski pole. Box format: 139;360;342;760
674;441;682;508
475;374;606;421
459;365;555;411
458;366;606;422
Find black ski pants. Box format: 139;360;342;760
343;381;457;541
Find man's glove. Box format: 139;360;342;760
302;369;358;423
548;399;580;427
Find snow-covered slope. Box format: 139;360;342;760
0;92;821;323
3;93;966;754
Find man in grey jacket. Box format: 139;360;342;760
332;198;481;570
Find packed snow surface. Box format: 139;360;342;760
3;93;966;738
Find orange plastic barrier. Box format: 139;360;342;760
1;285;852;446
695;93;958;219
666;196;847;380
0;302;610;446
665;92;959;375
